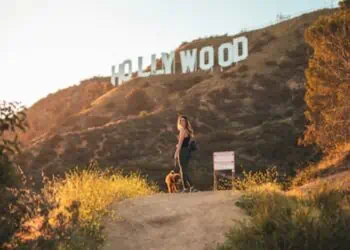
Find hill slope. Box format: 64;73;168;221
14;8;335;190
17;76;113;146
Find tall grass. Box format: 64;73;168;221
292;146;350;187
216;166;284;191
4;161;159;250
49;165;158;228
232;166;281;191
217;169;350;250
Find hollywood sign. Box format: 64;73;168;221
111;36;248;86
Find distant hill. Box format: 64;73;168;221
14;8;336;191
17;76;113;146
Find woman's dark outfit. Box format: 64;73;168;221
178;135;193;189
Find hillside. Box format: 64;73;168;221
292;145;350;193
14;8;335;191
17;76;113;146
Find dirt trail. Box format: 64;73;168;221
102;190;247;250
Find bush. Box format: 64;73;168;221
249;32;276;53
0;101;28;247
217;184;350;250
292;162;318;187
220;71;237;79
237;64;248;73
0;101;28;188
139;110;149;117
125;88;154;115
3;160;159;249
265;60;277;66
232;166;281;191
49;163;158;227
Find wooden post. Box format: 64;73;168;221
232;170;235;189
213;170;217;191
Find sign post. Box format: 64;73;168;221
213;151;235;191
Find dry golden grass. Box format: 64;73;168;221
9;164;159;248
48;166;159;227
293;143;350;187
219;174;350;250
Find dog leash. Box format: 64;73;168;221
174;154;186;190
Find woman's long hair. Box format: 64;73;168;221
177;115;194;137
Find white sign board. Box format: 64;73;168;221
213;151;235;171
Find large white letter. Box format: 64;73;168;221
199;46;214;71
111;59;132;86
180;49;197;73
137;56;150;78
161;51;175;74
123;59;133;82
150;54;165;75
233;36;248;63
150;54;157;75
218;42;233;67
111;65;118;86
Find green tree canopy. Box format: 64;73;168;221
0;100;28;187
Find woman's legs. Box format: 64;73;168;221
179;147;192;189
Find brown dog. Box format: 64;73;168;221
165;170;181;193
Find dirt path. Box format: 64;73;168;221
102;190;247;250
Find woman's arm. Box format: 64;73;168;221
175;129;185;157
177;129;185;148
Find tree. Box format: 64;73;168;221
0;100;28;187
299;4;350;152
339;0;350;9
0;101;29;247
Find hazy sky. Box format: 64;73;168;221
1;0;337;108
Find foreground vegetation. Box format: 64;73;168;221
217;168;350;250
2;161;158;250
1;101;159;249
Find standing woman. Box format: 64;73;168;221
174;115;197;192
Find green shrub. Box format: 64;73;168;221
217;184;350;250
0;101;28;247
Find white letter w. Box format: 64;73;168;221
180;49;197;73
